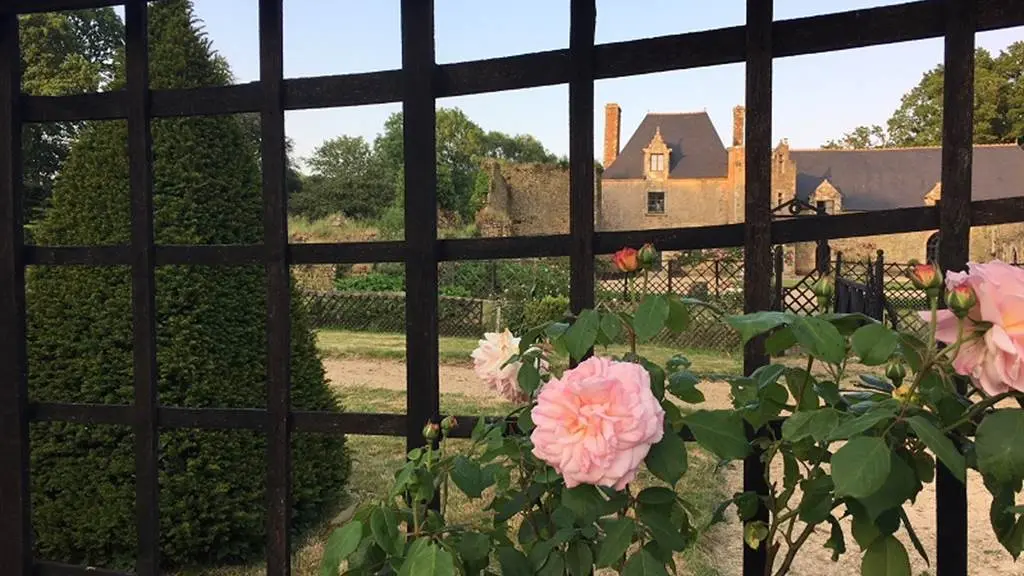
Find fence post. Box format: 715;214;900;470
833;251;843;313
773;246;784;311
874;249;885;320
667;261;674;294
714;260;721;297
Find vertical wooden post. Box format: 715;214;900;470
125;3;160;574
936;1;975;574
742;1;773;574
0;13;31;576
401;0;440;453
568;0;596;331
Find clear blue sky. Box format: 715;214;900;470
189;0;1023;170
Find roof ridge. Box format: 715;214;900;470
644;111;708;117
790;143;1020;152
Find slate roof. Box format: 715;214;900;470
603;112;728;179
790;145;1024;211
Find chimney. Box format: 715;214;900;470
603;103;621;168
732;105;745;147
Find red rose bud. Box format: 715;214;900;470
637;243;659;269
908;263;942;291
947;284;977;318
440;416;458;433
612;247;640;273
422;422;440;441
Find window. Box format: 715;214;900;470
649;153;665;172
823;200;835;214
647;191;665;215
926;233;940;264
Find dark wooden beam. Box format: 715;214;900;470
568;0;596;319
0;13;31;576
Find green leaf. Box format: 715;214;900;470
517;410;535;434
566;541;594;576
537;549;565;576
907;416;965;484
684;410;751;460
857;374;895;393
665;297;691;333
638;506;688;551
976;409;1024;485
782;408;841;443
641;358;666;401
600;312;622;342
638;486;679;505
851;509;882;550
397;540;455;576
644;427;688;485
990;482;1024;559
744;521;770;550
370;507;399;556
596;517;635;567
517;362;541;396
858;452;920;521
785;368;820;411
634;295;670;342
832;437;892;499
826;408;895;441
562;485;602;522
791;316;847;364
451;455;489;498
724;311;795;344
563;309;601;361
861;535;911;576
622;548;669;576
898;508;930;565
765;325;797;355
735;491;761;521
456;532;491;564
851;323;899;366
320;521;364;576
497;546;533;576
824;515;846;562
667;370;704;404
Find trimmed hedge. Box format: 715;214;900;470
26;1;348;570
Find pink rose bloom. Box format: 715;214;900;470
471;329;531;402
927;260;1024;395
530;357;665;490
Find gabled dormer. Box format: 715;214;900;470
810;178;843;214
924;182;941;206
642;126;671;180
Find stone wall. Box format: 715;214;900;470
598;177;731;231
477;161;600;237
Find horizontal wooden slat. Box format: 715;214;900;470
33;561;132;576
19;196;1024;266
4;0;134;15
18;0;1024;123
29;403;130;426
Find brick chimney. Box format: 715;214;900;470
603;103;621;168
732;105;745;147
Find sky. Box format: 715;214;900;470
186;0;1023;171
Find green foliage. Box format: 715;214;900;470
19;8;123;220
825;42;1024;147
335;271;405;293
26;2;347;569
523;295;570;328
291;135;396;220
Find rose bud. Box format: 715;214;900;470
908;263;942;292
885;359;907;387
637;243;659;269
946;284;977;319
812;276;835;310
422;422;440;441
440;416;458;433
612;247;640;273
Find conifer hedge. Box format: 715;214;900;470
26;1;349;569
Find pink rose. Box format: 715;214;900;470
471;329;530;403
530;357;665;490
927;260;1024;395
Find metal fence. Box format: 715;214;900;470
2;1;1023;576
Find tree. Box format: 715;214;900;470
26;1;348;569
292;135;394;219
822;125;890;149
481;131;558;163
19;9;124;220
824;42;1024;148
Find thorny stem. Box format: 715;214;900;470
942;390;1021;432
773;522;816;576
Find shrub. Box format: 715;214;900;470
334;271;405;293
26;1;347;570
523;295;570;328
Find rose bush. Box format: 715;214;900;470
321;251;1024;576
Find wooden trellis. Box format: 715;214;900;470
1;1;1022;575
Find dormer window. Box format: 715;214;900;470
649;153;665;173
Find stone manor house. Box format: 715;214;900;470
475;103;1024;273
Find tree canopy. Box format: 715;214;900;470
19;9;124;220
291;107;561;221
823;42;1024;148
